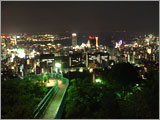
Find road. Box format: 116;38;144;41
41;79;67;119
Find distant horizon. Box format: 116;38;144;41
1;30;159;35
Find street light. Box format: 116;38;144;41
55;63;61;73
55;63;61;68
95;78;102;83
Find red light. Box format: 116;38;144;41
89;36;92;39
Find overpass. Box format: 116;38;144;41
24;73;69;119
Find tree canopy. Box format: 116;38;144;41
2;75;48;119
63;62;158;119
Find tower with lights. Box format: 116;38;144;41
89;36;98;49
72;33;77;47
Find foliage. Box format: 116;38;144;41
64;70;92;82
64;77;120;119
118;67;159;119
104;63;140;98
63;62;158;119
44;76;49;82
1;76;48;119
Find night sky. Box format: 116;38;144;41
1;1;159;34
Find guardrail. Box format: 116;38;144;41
33;80;58;119
23;73;63;80
24;73;68;119
61;77;69;85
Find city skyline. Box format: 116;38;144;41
1;1;159;119
2;1;159;34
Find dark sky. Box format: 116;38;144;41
1;1;159;34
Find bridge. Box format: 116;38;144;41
24;73;69;119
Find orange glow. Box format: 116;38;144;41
11;41;14;44
96;37;98;47
1;36;5;39
27;59;30;65
133;43;138;48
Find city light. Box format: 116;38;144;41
80;43;86;48
119;40;122;45
16;49;25;58
95;78;102;83
89;68;93;73
149;34;153;39
55;63;61;68
79;67;83;72
75;45;79;49
115;42;120;48
27;59;30;65
133;43;138;48
89;36;92;39
11;53;15;62
11;66;14;69
18;52;26;58
96;37;98;47
147;48;151;54
51;36;54;39
72;33;77;36
16;36;20;38
1;36;5;39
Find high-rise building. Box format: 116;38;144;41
72;33;77;47
89;36;96;48
69;53;85;67
96;37;99;48
89;36;98;49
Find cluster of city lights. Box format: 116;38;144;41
115;40;123;48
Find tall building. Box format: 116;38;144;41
96;37;99;48
72;33;77;47
69;53;85;67
89;36;98;49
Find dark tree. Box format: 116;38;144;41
105;63;140;99
118;68;159;119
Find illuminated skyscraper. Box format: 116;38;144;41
89;36;98;48
95;37;99;48
72;33;77;47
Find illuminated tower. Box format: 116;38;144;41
95;37;98;48
72;33;77;47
